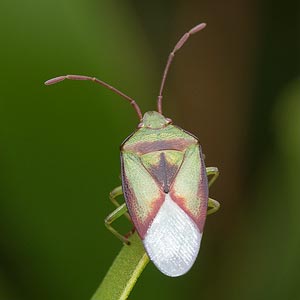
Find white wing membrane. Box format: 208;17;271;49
144;194;202;277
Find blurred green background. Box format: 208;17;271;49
1;1;300;299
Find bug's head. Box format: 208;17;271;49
139;111;172;129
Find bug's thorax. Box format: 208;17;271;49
121;110;198;154
138;111;172;129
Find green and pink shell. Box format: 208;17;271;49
121;111;208;277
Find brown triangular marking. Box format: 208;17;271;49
147;152;180;193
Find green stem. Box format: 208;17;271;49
91;233;149;300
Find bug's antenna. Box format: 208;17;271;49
157;23;206;114
45;75;143;120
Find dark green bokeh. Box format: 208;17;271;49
1;1;299;300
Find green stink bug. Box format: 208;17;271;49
45;23;220;277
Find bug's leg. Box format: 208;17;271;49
105;203;132;245
109;185;131;221
207;198;220;215
206;167;219;188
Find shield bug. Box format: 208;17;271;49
45;23;220;277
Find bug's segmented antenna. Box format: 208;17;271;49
45;75;143;120
157;23;206;114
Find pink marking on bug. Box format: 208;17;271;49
122;173;165;239
167;146;208;232
122;139;195;155
168;191;207;233
120;153;165;239
136;194;165;239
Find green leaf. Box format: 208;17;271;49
91;233;149;300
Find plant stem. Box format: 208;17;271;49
91;233;149;300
